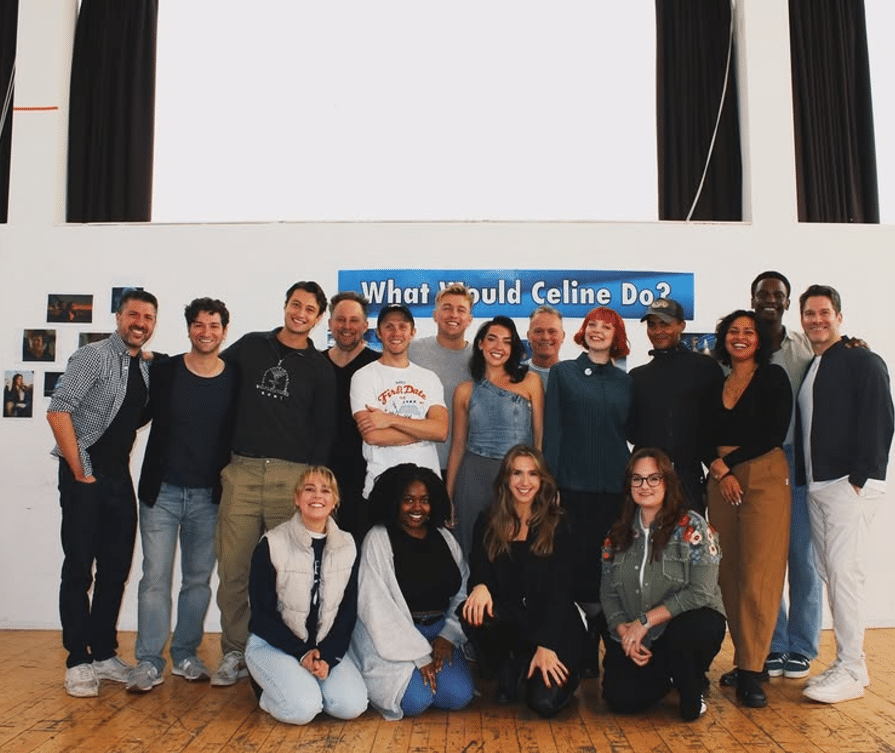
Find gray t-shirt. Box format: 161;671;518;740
408;336;472;468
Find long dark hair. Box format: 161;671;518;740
367;463;452;532
484;445;562;560
470;316;528;383
604;448;689;562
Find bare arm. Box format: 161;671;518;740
446;382;472;498
46;411;94;482
525;371;544;451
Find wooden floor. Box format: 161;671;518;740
2;629;894;752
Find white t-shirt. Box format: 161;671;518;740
350;360;446;497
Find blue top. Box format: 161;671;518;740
466;379;533;459
544;353;632;493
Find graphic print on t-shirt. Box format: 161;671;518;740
376;379;430;417
257;363;290;400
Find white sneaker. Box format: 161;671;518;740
806;660;870;688
173;656;211;682
65;663;99;697
211;651;248;686
126;661;164;693
93;655;134;683
802;666;865;703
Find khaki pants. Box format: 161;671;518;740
707;447;791;672
215;454;307;654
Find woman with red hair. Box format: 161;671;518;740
543;307;632;676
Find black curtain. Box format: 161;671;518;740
66;0;158;222
1;0;18;224
655;0;742;221
789;0;878;223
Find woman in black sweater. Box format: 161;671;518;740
462;445;585;717
706;310;792;708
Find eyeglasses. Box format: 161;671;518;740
630;473;664;488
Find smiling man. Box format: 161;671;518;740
212;281;336;686
408;284;474;472
323;292;379;537
47;289;158;697
127;298;237;693
525;305;566;388
352;304;449;498
796;284;893;704
627;297;722;514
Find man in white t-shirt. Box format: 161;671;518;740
351;304;449;497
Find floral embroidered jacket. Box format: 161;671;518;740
600;511;725;646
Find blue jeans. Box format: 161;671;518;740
246;633;368;725
770;445;822;659
135;483;217;671
400;619;475;717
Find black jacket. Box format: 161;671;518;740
137;355;237;505
796;340;894;488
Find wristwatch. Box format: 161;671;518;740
638;613;650;627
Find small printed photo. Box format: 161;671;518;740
44;372;63;398
682;333;716;357
111;286;144;313
4;370;34;418
22;328;56;362
79;332;111;347
47;294;94;323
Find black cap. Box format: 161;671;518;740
640;297;684;323
376;304;415;327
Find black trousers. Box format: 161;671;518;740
58;461;137;668
463;604;581;718
602;607;726;714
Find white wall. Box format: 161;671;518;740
1;2;893;632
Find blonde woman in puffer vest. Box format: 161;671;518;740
245;466;368;724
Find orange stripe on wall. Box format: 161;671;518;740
13;106;60;111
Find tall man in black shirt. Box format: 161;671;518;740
628;298;723;514
126;298;237;693
212;282;336;686
323;292;379;539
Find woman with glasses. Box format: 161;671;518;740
601;448;726;721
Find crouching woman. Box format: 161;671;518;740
601;449;726;721
245;466;368;724
349;464;474;720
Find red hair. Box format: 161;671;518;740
573;307;630;359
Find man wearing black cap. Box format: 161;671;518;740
628;297;723;514
351;304;449;498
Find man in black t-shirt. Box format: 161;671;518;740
212;281;336;686
126;298;237;693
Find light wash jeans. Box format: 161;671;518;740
246;633;368;725
135;483;217;672
770;444;823;659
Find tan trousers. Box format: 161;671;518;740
707;447;791;672
215;454;308;654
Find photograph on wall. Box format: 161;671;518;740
111;286;143;313
681;332;716;357
44;372;63;398
47;294;94;323
79;332;111;347
3;370;34;418
22;328;56;362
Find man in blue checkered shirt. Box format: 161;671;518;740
47;289;158;698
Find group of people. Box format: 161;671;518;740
46;272;892;726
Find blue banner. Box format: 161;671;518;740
338;269;695;319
